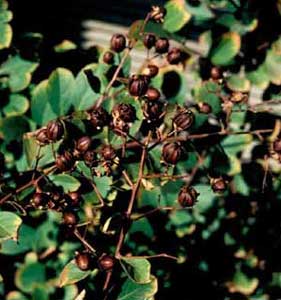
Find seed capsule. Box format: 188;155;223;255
143;100;164;123
150;6;166;23
143;33;156;49
89;107;110;130
31;192;50;207
178;186;199;207
55;151;75;172
67;191;82;206
75;252;92;271
145;87;161;101
36;128;50;145
142;64;159;78
210;67;223;80
128;75;149;97
100;145;116;162
103;51;114;64
197;102;212;114
211;177;228;193
83;150;98;168
46;120;64;141
155;37;169;54
63;211;78;226
162;142;183;165
230;92;248;103
112;103;136;123
98;255;115;271
110;34;126;53
273;139;281;153
173;108;194;131
167;48;183;64
76;136;92;154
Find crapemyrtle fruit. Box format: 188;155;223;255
83;149;98;168
211;177;228;193
67;191;82;207
197;102;212;114
173;108;194;131
88;107;110;130
98;254;115;272
100;145;116;162
31;192;50;208
55;151;75;172
76;136;92;154
142;64;159;78
46;119;64;141
273;138;281;153
75;252;93;271
143;100;164;123
110;34;126;53
155;37;169;54
150;6;166;23
63;211;78;226
143;33;156;49
128;75;149;97
210;66;223;80
178;186;199;207
112;103;136;123
145;87;161;101
162;142;183;165
167;48;183;64
36;128;50;145
103;51;114;64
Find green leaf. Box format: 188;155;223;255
117;276;158;300
3;94;30;117
54;40;77;53
227;74;251;92
59;260;91;287
0;116;30;143
210;32;241;66
228;270;259;295
0;211;22;243
193;184;216;214
121;257;151;284
94;176;112;198
6;291;29;300
15;262;46;293
49;174;81;193
32;285;49;300
163;0;191;33
0;1;12;49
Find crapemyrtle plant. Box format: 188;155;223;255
1;1;281;300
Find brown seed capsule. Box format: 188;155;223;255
98;255;115;271
150;6;167;23
76;136;92;154
178;186;199;207
89;107;110;130
155;37;169;54
143;33;156;49
36;128;50;145
75;252;92;271
162;142;183;165
146;87;161;101
63;211;78;226
167;48;183;64
55;151;75;172
210;67;223;80
211;177;228;193
173;108;194;131
68;191;82;206
112;103;136;123
128;75;149;97
273;139;281;153
142;64;159;78
46;120;64;141
31;192;49;207
83;150;98;168
100;145;116;162
110;34;126;53
198;102;212;114
103;51;114;64
143;100;164;123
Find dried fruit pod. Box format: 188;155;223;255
100;145;116;162
128;75;149;97
112;103;136;123
273;138;281;153
83;150;98;168
145;87;161;101
46;120;64;141
155;37;169;54
88;107;110;130
197;102;212;114
76;136;92;154
178;186;199;207
67;191;82;206
103;51;114;64
162;142;183;165
143;100;164;123
110;34;126;53
150;6;166;23
98;254;115;271
75;252;92;271
63;211;78;226
31;192;50;208
55;151;75;172
173;108;194;131
230;92;248;103
167;48;183;65
142;64;159;78
210;67;223;80
36;128;50;145
143;33;156;49
211;177;228;193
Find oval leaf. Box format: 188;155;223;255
0;211;22;243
